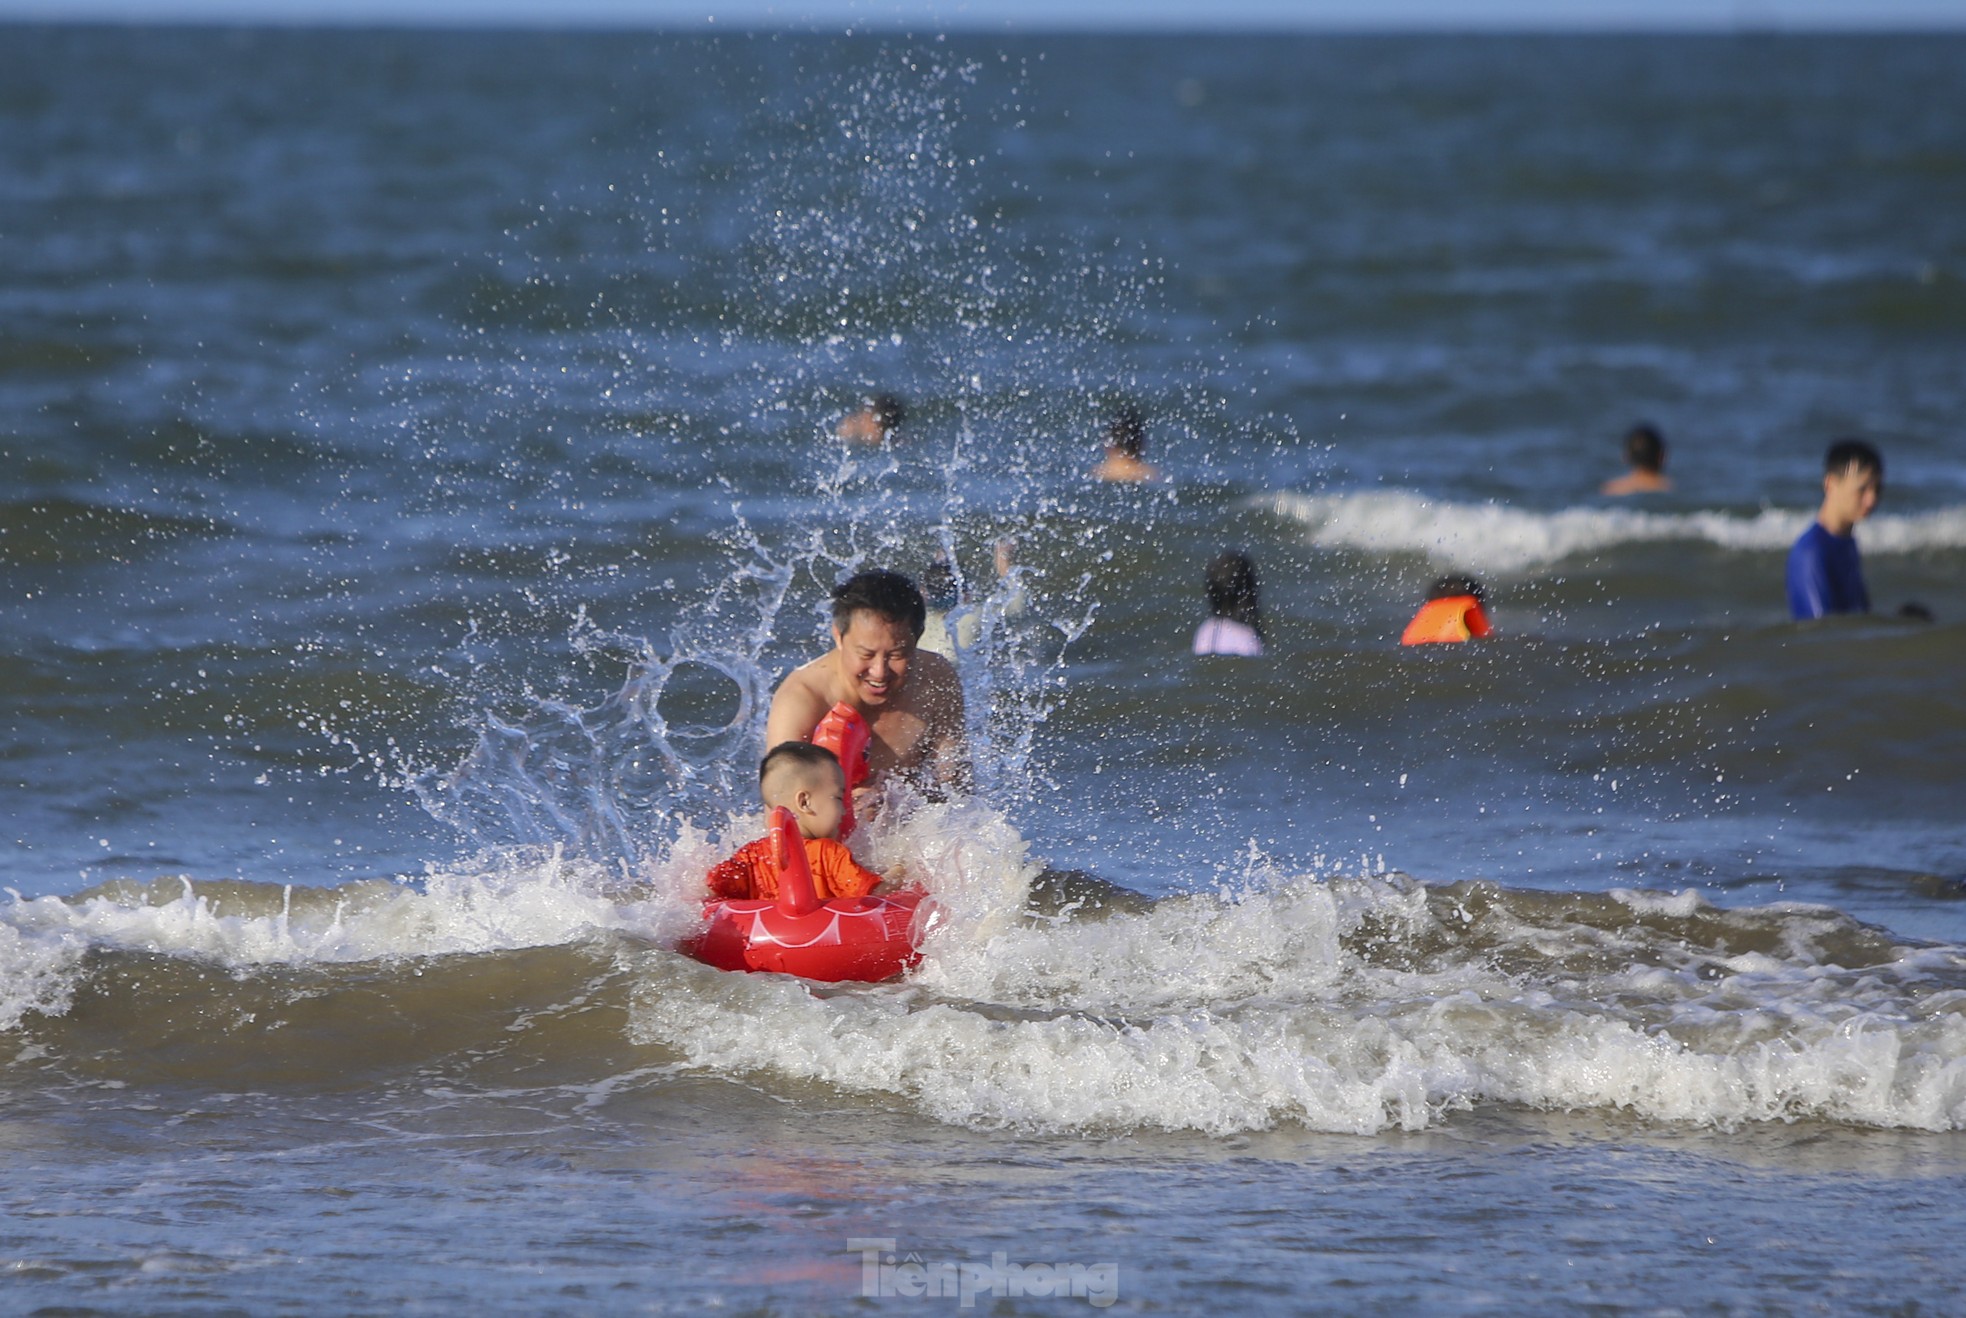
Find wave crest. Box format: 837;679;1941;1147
1264;489;1966;573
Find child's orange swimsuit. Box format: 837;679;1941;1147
706;836;883;902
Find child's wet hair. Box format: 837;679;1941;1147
759;740;842;787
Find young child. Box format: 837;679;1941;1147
705;741;883;902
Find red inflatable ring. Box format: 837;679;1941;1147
684;805;931;983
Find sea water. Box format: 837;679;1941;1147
4;28;1965;1313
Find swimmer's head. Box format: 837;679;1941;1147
920;558;959;612
1426;575;1486;605
830;569;927;710
1205;550;1262;632
1623;424;1666;473
831;568;927;640
837;392;907;444
759;741;848;840
1106;405;1147;458
1821;437;1883;529
1824;437;1883;485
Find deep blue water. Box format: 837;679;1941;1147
3;27;1965;1314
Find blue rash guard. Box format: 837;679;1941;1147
1786;522;1869;620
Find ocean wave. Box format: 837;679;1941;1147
0;852;695;1033
1262;489;1966;574
10;806;1966;1134
630;814;1966;1135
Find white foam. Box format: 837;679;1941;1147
0;918;86;1035
1263;489;1966;574
13;807;1966;1135
627;840;1966;1135
0;849;697;978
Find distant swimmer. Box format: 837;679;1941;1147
706;742;885;902
917;556;978;660
1091;403;1162;484
1193;549;1264;657
1400;576;1492;646
766;568;970;798
1786;438;1881;620
1601;423;1672;496
836;392;906;445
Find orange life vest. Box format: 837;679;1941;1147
1400;595;1492;646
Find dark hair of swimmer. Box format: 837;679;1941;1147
868;393;907;431
1106;404;1147;458
1824;437;1883;482
1623;423;1666;473
1427;575;1487;606
831;568;928;640
1205;550;1263;636
759;739;842;785
919;558;959;611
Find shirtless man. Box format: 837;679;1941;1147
765;568;970;797
836;393;906;446
1601;423;1672;496
1091;404;1161;484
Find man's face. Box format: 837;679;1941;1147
1823;462;1882;529
833;610;916;708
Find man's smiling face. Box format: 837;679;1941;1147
833;610;916;709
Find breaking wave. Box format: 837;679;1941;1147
1264;489;1966;574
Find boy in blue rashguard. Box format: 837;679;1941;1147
1787;439;1882;620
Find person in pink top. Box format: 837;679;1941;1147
1193;550;1264;657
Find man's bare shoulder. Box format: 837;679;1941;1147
781;654;838;697
904;648;964;717
767;655;839;744
909;647;961;692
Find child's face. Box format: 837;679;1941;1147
796;763;848;840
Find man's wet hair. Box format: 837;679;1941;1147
1106;404;1147;458
868;393;907;431
759;740;842;786
1427;575;1487;605
1624;423;1666;473
1205;549;1263;635
831;568;927;638
1824;437;1883;482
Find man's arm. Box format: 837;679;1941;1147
765;665;830;750
916;654;972;792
